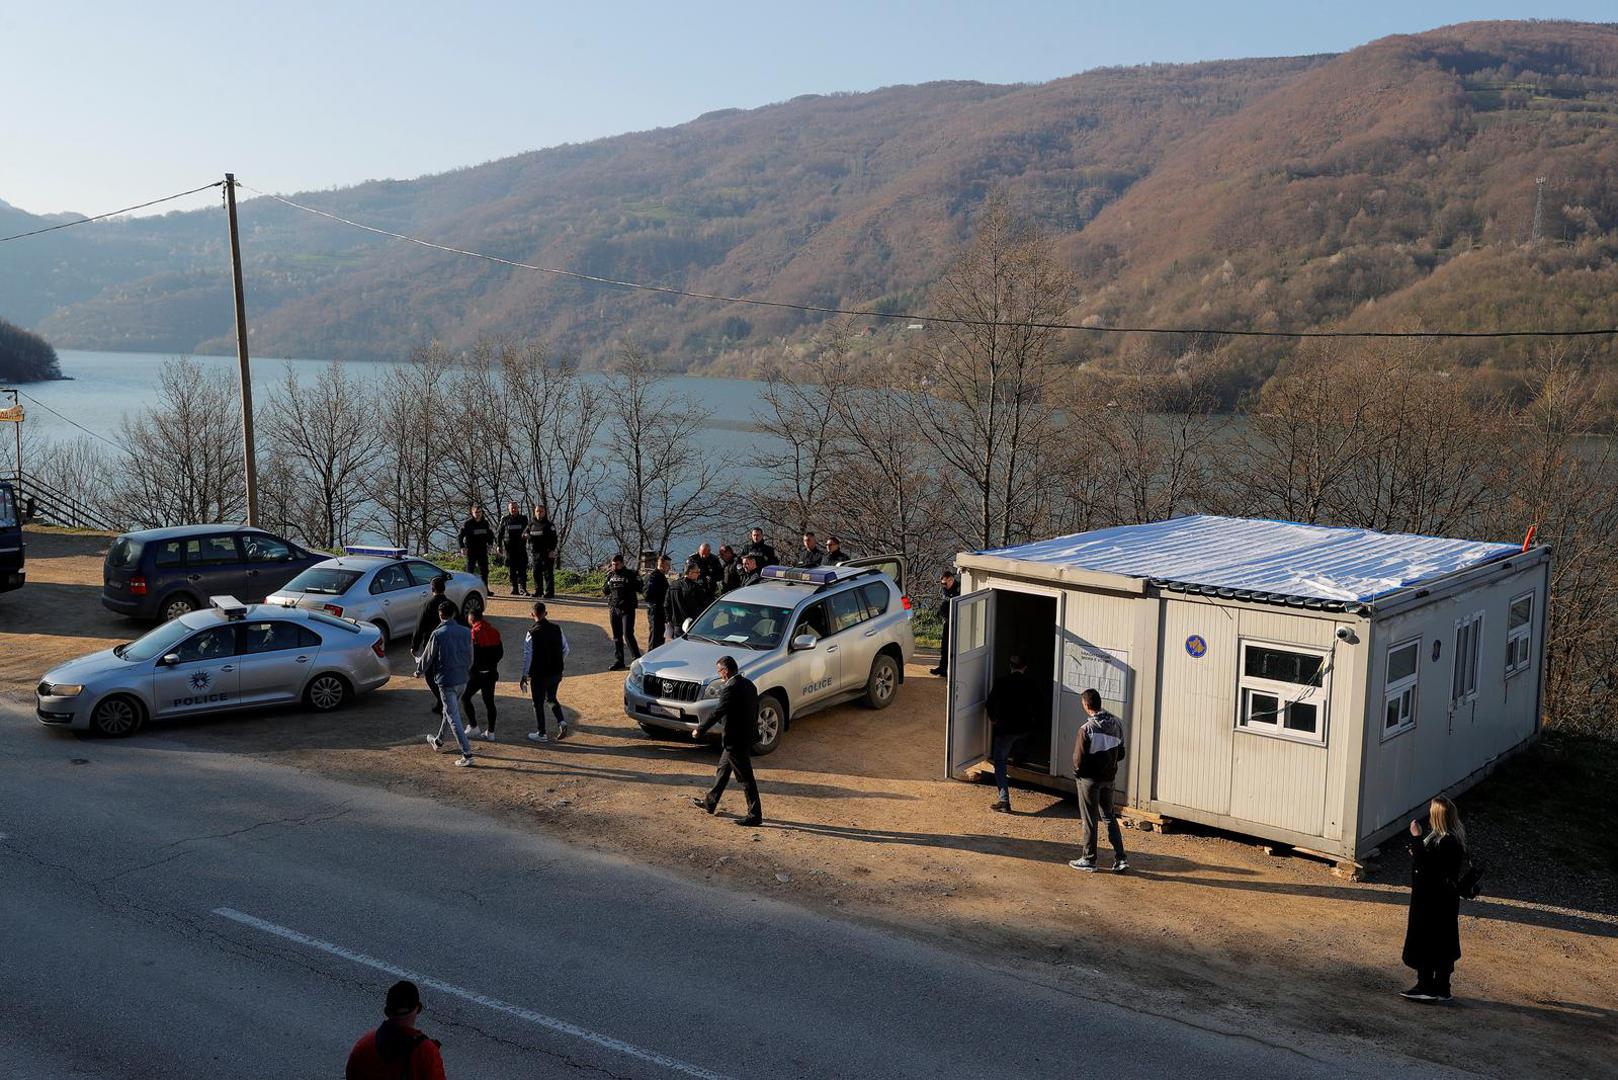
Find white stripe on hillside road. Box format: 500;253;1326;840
213;907;734;1080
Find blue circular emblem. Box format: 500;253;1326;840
1185;635;1207;659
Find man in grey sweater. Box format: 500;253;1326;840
419;601;476;766
1070;688;1128;872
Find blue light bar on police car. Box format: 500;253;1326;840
343;544;407;559
760;566;840;585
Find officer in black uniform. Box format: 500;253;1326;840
690;542;724;593
668;561;715;638
645;554;672;650
457;505;495;587
738;554;763;589
718;545;742;594
796;531;825;568
497;501;530;596
526;505;559;600
931;567;961;677
741;528;777;570
602;553;643;671
825;536;851;565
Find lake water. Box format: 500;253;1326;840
14;350;782;557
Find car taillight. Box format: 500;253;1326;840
901;594;912;610
371;640;387;659
323;604;344;617
130;575;148;596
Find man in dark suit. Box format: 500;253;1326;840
690;656;763;826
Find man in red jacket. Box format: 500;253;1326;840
346;980;447;1080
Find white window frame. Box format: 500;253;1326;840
1382;637;1420;741
1505;592;1534;679
1235;639;1330;746
1451;610;1484;705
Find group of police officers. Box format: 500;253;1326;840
455;502;560;599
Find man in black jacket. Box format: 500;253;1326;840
741;527;777;569
497;501;530;596
985;655;1038;813
520;601;571;742
796;531;824;568
930;568;960;677
602;553;643;671
458;505;495;587
718;544;741;594
668;561;714;638
645;554;672;650
690;542;724;593
691;656;763;825
737;554;763;589
824;536;851;565
526;505;559;599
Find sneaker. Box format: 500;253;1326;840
527;731;549;743
1068;857;1097;872
464;726;482;739
989;799;1011;813
555;721;569;741
425;735;442;751
1111;858;1130;873
454;755;475;767
1432;987;1452;1003
1399;984;1437;1001
478;729;496;742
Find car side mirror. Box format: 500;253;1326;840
682;619;694;633
792;634;818;651
159;653;181;667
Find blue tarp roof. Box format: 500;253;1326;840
978;516;1521;605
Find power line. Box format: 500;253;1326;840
242;181;1618;341
14;390;126;453
0;182;224;244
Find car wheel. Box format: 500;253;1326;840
864;653;900;710
304;673;350;712
752;694;786;756
370;619;390;644
463;592;485;616
90;694;144;737
160;594;197;622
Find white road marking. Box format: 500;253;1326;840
213;907;734;1080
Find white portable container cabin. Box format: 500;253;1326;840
946;515;1550;868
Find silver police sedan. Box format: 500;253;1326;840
265;547;485;644
36;597;390;736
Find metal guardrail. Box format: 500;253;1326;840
10;471;122;533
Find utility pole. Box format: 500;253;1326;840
1532;176;1546;251
224;173;259;526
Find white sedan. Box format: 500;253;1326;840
266;548;485;644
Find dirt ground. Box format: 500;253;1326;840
5;530;1616;1076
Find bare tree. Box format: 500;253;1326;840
375;344;455;552
114;357;245;526
1092;359;1220;525
599;347;732;561
751;321;858;538
262;361;381;547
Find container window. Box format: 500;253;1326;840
1237;641;1329;745
1452;612;1484;704
1505;593;1534;679
1383;638;1419;738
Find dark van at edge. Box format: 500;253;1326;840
0;479;23;593
102;524;321;621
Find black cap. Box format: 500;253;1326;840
385;980;422;1017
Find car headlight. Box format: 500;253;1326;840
627;660;643;690
702;679;722;699
43;683;84;697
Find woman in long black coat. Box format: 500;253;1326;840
1400;795;1466;1002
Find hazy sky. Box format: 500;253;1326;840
0;2;1607;216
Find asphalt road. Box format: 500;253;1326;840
0;707;1459;1079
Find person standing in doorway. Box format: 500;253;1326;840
1400;796;1468;1003
497;501;530;596
985;654;1037;813
458;505;495;588
412;576;460;715
645;554;672;650
345;980;446;1080
824;536;851;565
602;553;643;671
930;568;960;677
526;504;559;599
420;602;475;767
520;601;570;742
1070;688;1127;872
741;527;777;569
669;560;714;638
460;608;503;742
690;655;763;825
796;531;824;568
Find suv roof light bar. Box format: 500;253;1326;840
209;595;249;619
342;544;407;559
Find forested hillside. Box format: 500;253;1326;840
0;316;61;382
6;20;1618;393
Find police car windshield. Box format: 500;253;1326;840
119;620;197;662
686;602;794;650
284;567;364;595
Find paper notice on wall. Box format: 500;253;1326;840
1063;642;1130;703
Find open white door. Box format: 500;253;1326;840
945;588;994;779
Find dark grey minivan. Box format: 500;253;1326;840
102;525;322;622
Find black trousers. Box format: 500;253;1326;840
466;548;490;585
705;747;762;820
937;620;950;673
532;556;556;598
610;608;641;663
504;545;528;593
529;672;563;733
648;606;667;650
461;671;498;732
